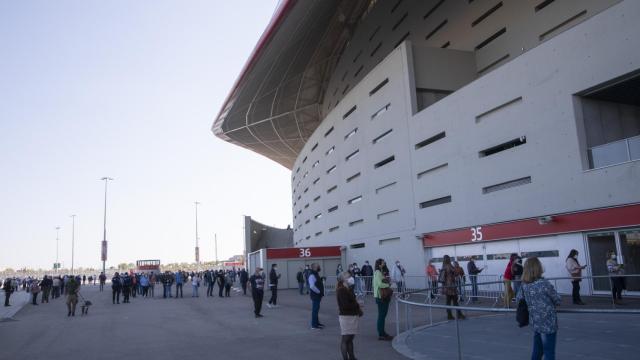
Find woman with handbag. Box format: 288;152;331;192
373;258;393;341
336;271;363;360
516;257;561;360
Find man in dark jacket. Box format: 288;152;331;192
249;267;265;318
267;264;281;308
467;257;483;302
122;273;132;303
239;269;249;296
360;261;374;293
111;273;122;304
217;270;225;297
3;278;13;306
296;267;305;295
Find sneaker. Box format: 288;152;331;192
255;314;263;318
273;304;280;308
266;304;273;308
317;323;325;328
311;326;322;330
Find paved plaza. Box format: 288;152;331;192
1;286;405;360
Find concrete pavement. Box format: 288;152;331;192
0;285;406;360
1;290;30;321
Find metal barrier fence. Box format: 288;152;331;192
394;274;640;360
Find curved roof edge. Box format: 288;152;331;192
211;0;296;138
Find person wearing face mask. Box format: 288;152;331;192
268;264;281;308
606;251;625;305
336;271;362;360
308;263;325;329
565;249;587;305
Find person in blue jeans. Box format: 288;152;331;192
308;263;325;329
516;257;561;360
175;271;183;298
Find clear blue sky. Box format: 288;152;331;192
0;0;292;270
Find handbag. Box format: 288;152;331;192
379;286;393;302
516;298;529;327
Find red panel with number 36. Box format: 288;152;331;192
266;246;341;259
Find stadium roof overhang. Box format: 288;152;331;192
211;0;373;169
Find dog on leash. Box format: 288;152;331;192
80;297;92;315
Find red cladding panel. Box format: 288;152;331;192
423;204;640;247
267;246;341;259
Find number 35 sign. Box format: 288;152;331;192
470;226;483;242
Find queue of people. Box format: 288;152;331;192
2;274;82;316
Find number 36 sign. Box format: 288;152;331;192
298;248;311;257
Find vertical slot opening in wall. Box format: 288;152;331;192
369;78;389;96
328;205;338;213
326;146;335;156
311;142;318;151
343;105;357;120
475;97;522;123
350;242;365;248
326;165;337;174
423;0;446;20
345;128;358;140
441;41;450;48
417;163;448;179
342;84;350;95
353;50;363;63
327;185;337;194
538;10;587;41
346;172;361;183
349;220;364;227
329;226;340;232
348;195;363;204
475;27;506;50
425;19;448;40
354;65;364;78
471;2;503;27
376;181;397;194
477;54;510;75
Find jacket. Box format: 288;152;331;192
336;286;361;316
373;270;389;299
516;279;561;334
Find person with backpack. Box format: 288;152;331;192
516;257;561;360
111;272;122;304
66;276;80;317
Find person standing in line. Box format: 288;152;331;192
606;251;625;305
426;260;439;299
99;272;106;292
192;273;200;297
217;270;226;297
268;264;280;308
40;275;52;303
503;253;518;307
111;272;122;304
240;268;248;296
360;261;373;294
82;275;86;285
516;257;561;360
308;263;325;329
373;259;393;340
30;279;40;305
224;271;233;297
296;267;305;295
51;276;61;299
442;255;465;320
351;263;363;296
303;264;312;295
149;272;156;297
336;272;362;360
565;249;587;305
3;277;13;306
391;260;406;298
511;256;524;302
130;274;138;298
467;256;483;302
453;261;466;302
175;270;184;298
65;276;80;317
204;270;213;297
140;274;150;297
336;264;343;277
249;267;265;318
122;273;132;303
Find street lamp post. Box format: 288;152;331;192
55;226;60;273
195;202;200;270
100;177;113;275
70;215;76;275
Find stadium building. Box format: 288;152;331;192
213;0;640;295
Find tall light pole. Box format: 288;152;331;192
100;177;113;275
194;202;200;269
55;226;60;273
70;215;76;275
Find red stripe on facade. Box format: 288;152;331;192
423;203;640;247
267;246;341;259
